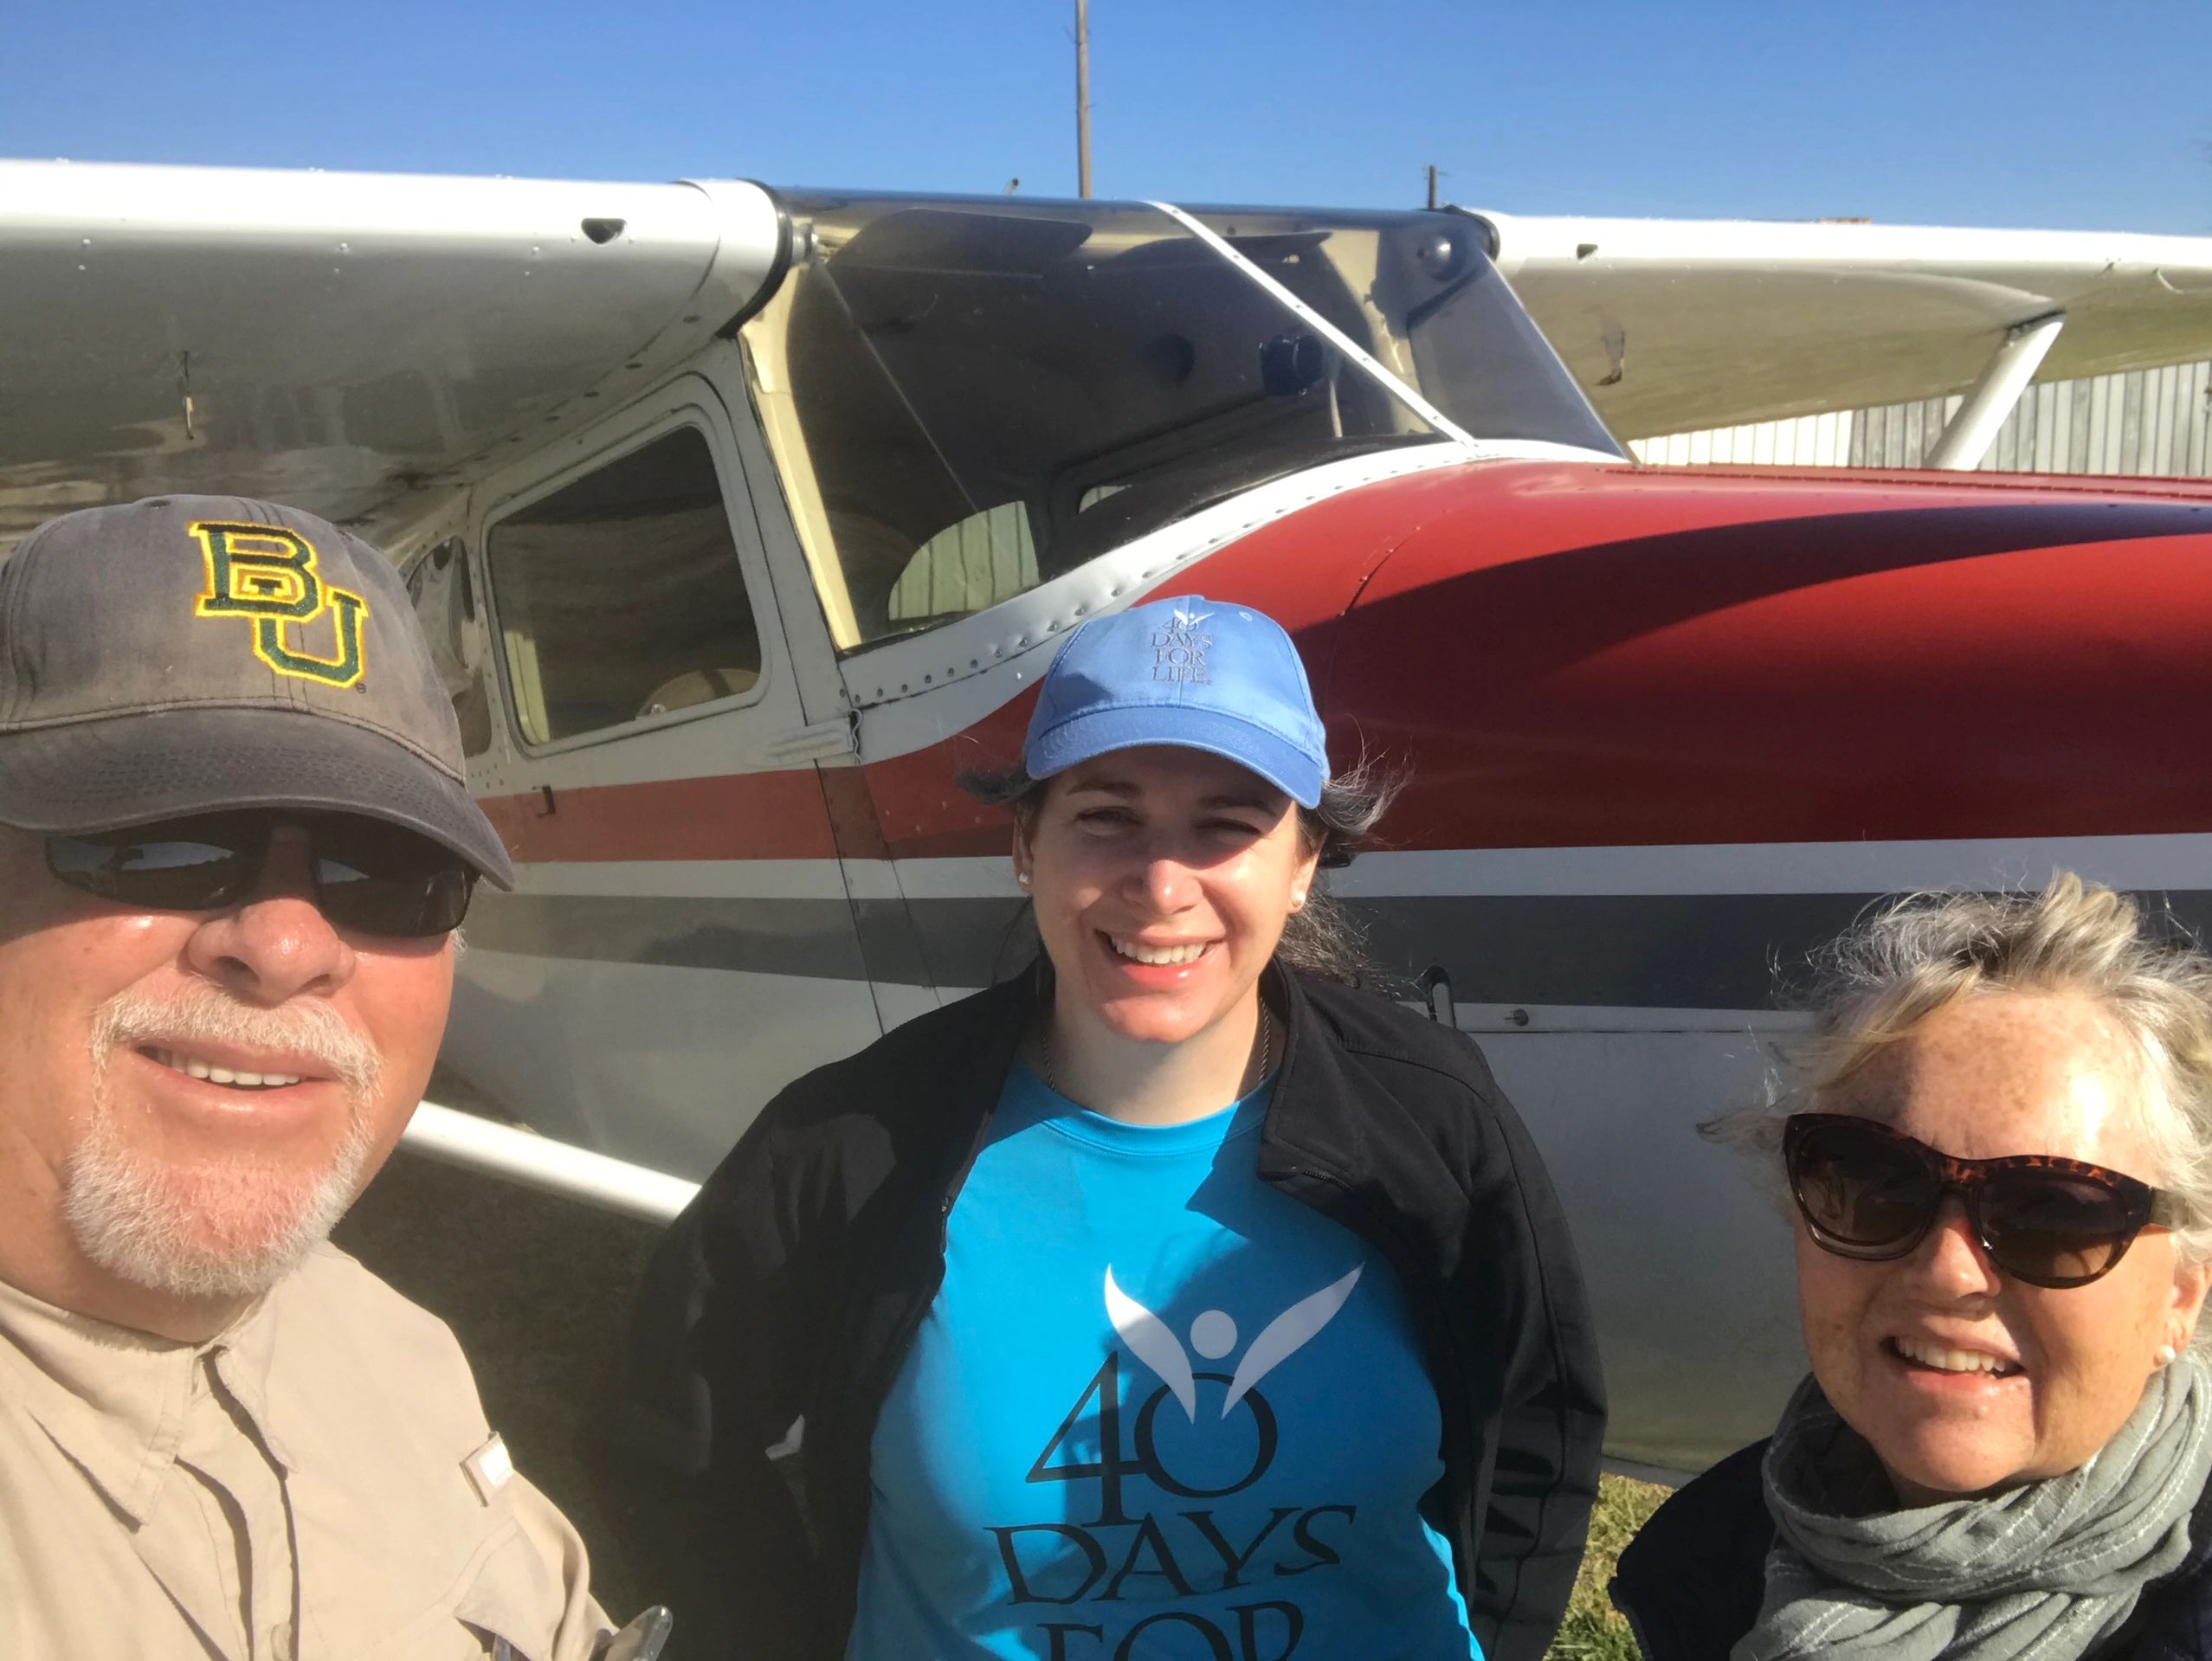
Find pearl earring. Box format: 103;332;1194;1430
1016;871;1031;887
2157;1343;2180;1368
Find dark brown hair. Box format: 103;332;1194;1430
958;755;1401;986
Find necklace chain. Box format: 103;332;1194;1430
1044;1005;1274;1101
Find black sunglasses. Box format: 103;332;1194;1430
45;811;477;939
1783;1112;2186;1289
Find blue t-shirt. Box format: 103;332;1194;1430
848;1062;1479;1661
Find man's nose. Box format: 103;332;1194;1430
181;828;355;1003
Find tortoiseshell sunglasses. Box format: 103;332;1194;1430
1783;1113;2187;1289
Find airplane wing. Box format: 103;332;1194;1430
1478;210;2212;439
0;161;782;550
11;161;2211;544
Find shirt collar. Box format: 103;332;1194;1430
0;1273;291;1522
207;1272;297;1469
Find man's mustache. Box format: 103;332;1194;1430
90;986;384;1098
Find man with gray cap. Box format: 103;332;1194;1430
0;498;613;1656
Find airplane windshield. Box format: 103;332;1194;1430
739;192;1619;653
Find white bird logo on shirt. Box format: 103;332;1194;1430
1104;1265;1364;1422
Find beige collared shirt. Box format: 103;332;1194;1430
0;1244;609;1659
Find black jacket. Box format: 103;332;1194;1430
1612;1438;2212;1660
618;967;1606;1661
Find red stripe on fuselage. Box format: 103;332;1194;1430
478;460;2212;865
480;768;837;864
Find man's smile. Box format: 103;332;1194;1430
141;1046;308;1090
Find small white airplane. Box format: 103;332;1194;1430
8;159;2212;1475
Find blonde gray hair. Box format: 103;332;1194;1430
1716;872;2212;1265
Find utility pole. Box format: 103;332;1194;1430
1075;0;1093;198
1426;164;1438;210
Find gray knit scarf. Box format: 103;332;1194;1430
1732;1356;2212;1661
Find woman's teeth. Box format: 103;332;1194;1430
1891;1336;2021;1376
147;1048;302;1090
1110;937;1209;967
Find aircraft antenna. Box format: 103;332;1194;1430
1075;0;1093;197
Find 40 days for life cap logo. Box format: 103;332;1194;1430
1151;607;1212;684
190;520;369;689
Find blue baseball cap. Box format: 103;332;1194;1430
1022;596;1328;808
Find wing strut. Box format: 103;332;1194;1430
398;1100;700;1222
1926;311;2067;471
1149;200;1482;453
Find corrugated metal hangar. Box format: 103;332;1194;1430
1630;359;2212;476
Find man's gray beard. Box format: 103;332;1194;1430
62;987;384;1302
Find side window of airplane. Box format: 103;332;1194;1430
485;426;764;747
403;536;493;759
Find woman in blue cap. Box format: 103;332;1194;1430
658;596;1604;1661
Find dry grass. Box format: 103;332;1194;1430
1545;1473;1672;1660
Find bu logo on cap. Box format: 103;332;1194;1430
1151;605;1212;684
190;520;369;689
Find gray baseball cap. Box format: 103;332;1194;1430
0;495;513;886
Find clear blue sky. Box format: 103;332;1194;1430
4;0;2208;232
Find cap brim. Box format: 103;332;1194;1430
0;708;515;888
1025;705;1325;808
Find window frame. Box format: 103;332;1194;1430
401;532;495;761
476;390;777;760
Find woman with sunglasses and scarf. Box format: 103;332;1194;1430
1615;874;2212;1661
632;596;1606;1661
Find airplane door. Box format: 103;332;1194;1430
434;374;890;1179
